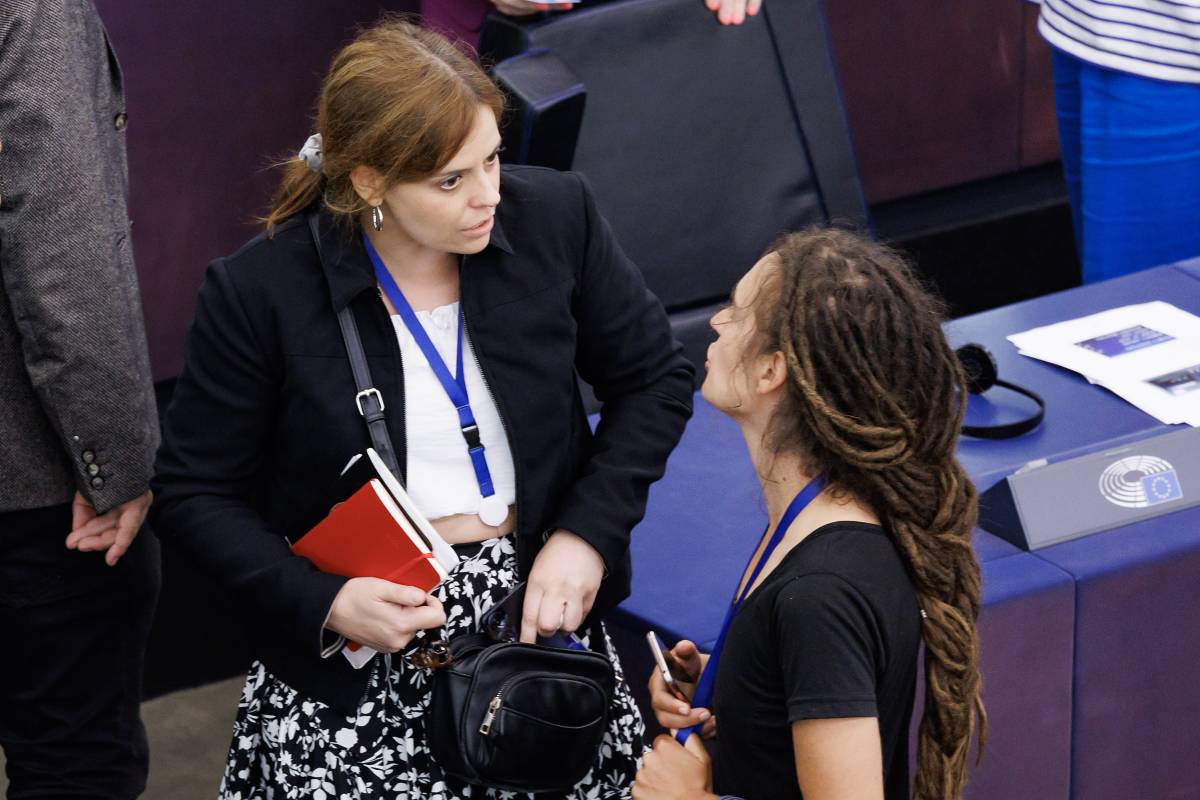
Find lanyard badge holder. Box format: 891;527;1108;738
675;474;827;744
363;234;509;527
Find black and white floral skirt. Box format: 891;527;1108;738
219;536;645;800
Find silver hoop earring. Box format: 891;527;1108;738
371;205;384;232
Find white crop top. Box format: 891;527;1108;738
391;303;516;522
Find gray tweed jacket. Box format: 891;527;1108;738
0;0;158;514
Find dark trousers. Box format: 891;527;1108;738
0;503;160;799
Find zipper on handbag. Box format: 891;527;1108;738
479;694;503;736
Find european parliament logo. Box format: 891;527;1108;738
1098;455;1184;509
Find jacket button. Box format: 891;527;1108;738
82;450;95;464
91;476;105;489
114;112;128;130
87;464;100;476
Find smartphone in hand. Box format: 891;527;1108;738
646;631;691;703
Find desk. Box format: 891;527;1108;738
948;263;1199;489
945;262;1200;799
612;263;1200;799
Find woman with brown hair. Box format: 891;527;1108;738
151;17;693;799
632;228;985;800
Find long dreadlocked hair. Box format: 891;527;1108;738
749;227;986;800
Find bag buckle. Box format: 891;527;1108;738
355;387;385;417
407;638;453;670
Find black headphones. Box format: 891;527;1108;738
956;343;1045;439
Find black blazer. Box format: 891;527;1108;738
150;165;694;712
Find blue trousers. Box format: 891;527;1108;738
1052;48;1200;284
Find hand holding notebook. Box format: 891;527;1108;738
324;577;446;656
291;449;458;667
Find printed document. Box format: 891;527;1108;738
1008;302;1200;426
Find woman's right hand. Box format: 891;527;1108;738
325;578;446;653
648;639;717;739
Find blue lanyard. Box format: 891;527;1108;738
362;234;501;519
676;474;827;744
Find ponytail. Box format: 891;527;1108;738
263;159;324;236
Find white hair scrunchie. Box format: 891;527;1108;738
298;133;323;173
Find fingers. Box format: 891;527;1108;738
648;671;710;729
671;640;704;682
493;0;540;15
747;0;763;16
378;581;430;607
654;702;710;732
398;599;447;633
536;594;565;638
716;0;749;25
370;597;448;652
72;529;117;553
65;509;120;547
104;506;143;566
561;597;584;636
71;492;94;532
682;731;710;762
520;583;544;644
702;715;717;739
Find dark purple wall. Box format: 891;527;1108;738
95;1;418;380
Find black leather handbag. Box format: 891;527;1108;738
426;630;615;792
333;298;616;793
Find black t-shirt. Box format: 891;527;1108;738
711;522;921;800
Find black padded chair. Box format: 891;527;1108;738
481;0;867;382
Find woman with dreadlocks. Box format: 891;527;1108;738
632;228;986;800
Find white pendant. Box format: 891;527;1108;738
479;494;508;527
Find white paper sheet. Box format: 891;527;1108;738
1007;302;1200;426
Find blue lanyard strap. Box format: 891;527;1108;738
676;474;827;744
362;234;496;501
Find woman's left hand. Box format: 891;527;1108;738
520;529;605;643
632;734;716;800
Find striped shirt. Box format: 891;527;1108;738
1034;0;1200;83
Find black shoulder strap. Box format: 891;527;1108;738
336;306;402;476
307;211;403;477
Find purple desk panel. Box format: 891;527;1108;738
1034;506;1200;800
943;553;1075;800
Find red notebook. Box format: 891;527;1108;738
291;479;448;590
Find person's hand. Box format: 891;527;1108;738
65;490;151;566
490;0;575;16
520;529;605;643
649;639;716;738
706;0;762;25
326;578;447;652
632;733;716;800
